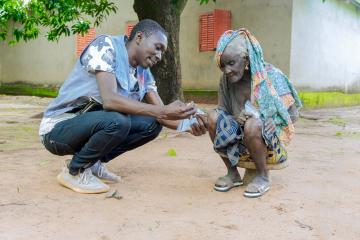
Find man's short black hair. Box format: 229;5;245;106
128;19;167;41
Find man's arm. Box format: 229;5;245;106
144;90;180;130
145;91;208;135
96;71;196;120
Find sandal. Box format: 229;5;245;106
243;176;270;198
214;175;243;192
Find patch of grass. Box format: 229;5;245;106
183;89;218;97
183;89;218;104
329;117;347;127
0;82;58;97
335;131;344;136
0;123;41;151
1;84;360;109
335;131;360;138
184;90;360;108
349;132;360;139
299;92;360;109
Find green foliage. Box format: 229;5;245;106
198;0;216;5
0;0;117;44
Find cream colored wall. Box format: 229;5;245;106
180;0;293;90
290;0;360;92
0;0;136;86
0;35;76;85
0;0;293;90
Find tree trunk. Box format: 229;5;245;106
133;0;188;104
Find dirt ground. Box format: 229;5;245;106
0;95;359;240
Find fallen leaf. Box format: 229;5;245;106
167;148;177;157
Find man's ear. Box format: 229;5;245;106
135;32;143;45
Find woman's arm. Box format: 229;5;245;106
288;104;299;123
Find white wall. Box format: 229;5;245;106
290;0;360;92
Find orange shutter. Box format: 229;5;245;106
76;27;96;57
125;22;136;37
199;13;214;51
199;9;231;52
214;9;231;46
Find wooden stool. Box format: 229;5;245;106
238;159;289;185
219;153;289;185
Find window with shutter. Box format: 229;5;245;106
125;22;137;37
76;27;96;57
199;13;214;51
199;9;231;52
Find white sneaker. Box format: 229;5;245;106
91;161;121;183
57;167;110;194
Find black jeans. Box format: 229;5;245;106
43;111;162;175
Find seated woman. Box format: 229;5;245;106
208;28;302;198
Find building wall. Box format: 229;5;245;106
180;0;293;90
0;0;136;86
290;0;360;92
0;0;293;90
0;35;76;86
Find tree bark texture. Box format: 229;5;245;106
133;0;188;104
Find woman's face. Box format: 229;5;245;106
220;52;247;83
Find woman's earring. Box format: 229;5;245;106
245;64;249;70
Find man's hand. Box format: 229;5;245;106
159;100;197;120
236;110;254;126
264;118;276;136
189;114;208;136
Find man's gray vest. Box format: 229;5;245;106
44;35;152;117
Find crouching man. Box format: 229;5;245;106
39;19;207;194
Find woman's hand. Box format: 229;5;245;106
189;114;208;136
236;110;254;126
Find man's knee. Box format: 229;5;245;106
136;116;163;139
148;119;163;138
243;117;263;143
102;112;131;136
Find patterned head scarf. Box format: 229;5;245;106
215;29;250;68
214;28;302;144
